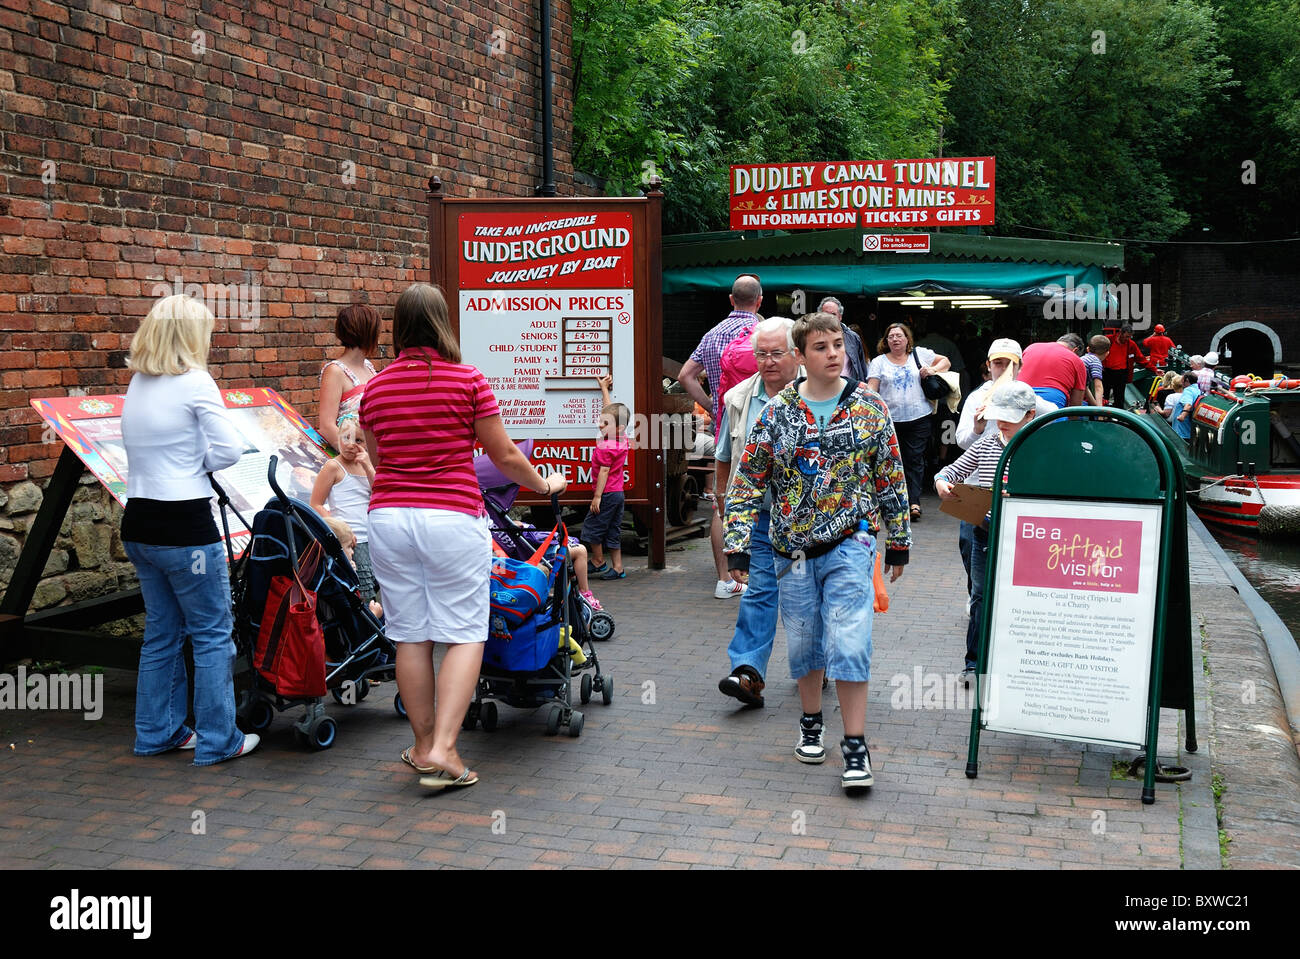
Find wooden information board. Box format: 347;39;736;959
427;179;666;566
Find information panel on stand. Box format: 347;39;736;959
984;498;1162;748
429;187;662;511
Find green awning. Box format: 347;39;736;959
661;228;1122;301
661;262;1111;298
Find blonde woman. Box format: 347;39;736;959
121;294;258;765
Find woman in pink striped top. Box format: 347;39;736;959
360;283;567;789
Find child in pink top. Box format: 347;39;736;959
582;376;630;579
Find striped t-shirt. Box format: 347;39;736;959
359;347;500;515
935;428;1006;490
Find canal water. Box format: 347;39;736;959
1209;527;1300;650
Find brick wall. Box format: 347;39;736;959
1122;243;1300;366
0;0;577;603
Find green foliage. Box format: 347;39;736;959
571;0;1289;241
571;0;958;234
943;0;1230;243
1170;0;1300;239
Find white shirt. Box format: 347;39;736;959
867;346;937;424
122;368;245;501
956;380;1059;449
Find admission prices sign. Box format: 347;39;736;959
729;157;995;230
984;498;1161;748
453;209;638;489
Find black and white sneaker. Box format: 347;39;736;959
795;713;826;764
841;737;873;790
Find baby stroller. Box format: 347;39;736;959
466;448;614;737
213;455;398;750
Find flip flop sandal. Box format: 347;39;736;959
419;768;479;790
400;748;441;774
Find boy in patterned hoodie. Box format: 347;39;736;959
724;312;911;791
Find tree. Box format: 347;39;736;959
571;0;958;234
943;0;1231;243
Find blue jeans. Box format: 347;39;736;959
964;525;989;669
958;520;975;598
773;534;876;682
727;511;778;677
125;541;246;765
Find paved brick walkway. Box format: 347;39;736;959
0;500;1291;869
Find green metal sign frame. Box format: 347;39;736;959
965;407;1197;805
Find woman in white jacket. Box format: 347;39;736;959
121;295;258;765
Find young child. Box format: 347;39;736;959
935;381;1039;686
582;376;631;580
310;413;377;601
322;515;384;620
319;304;381;451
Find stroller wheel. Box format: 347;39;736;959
590;612;615;641
239;695;275;734
306;716;337;750
461;703;479;731
567;709;584;738
393;693;407;719
580;672;593;705
546;704;563;736
601;674;613;706
480;701;498;732
331;678;370;706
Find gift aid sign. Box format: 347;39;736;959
1011;516;1143;594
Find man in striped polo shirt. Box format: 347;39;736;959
677;273;763;599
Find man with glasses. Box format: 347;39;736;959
817;296;868;383
714;318;801;706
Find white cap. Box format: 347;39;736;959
987;338;1022;362
1204;351;1219;366
981;381;1038;422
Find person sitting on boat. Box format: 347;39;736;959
1198;352;1220;392
1170;373;1201;442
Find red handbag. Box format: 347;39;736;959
254;539;328;698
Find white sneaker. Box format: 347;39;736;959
715;579;747;599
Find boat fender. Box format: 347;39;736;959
1258;505;1300;539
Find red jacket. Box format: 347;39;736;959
1103;334;1156;375
1143;334;1174;367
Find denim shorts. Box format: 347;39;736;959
772;533;877;682
580;491;625;550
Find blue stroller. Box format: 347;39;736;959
465;448;614;737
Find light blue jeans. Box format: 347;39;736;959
727;511;778;677
772;534;877;682
125;541;246;766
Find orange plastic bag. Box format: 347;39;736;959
873;551;890;613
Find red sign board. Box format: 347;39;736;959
457;211;633;289
730;157;995;230
863;233;931;253
1011;516;1143;595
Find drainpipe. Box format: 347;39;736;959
538;0;556;196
